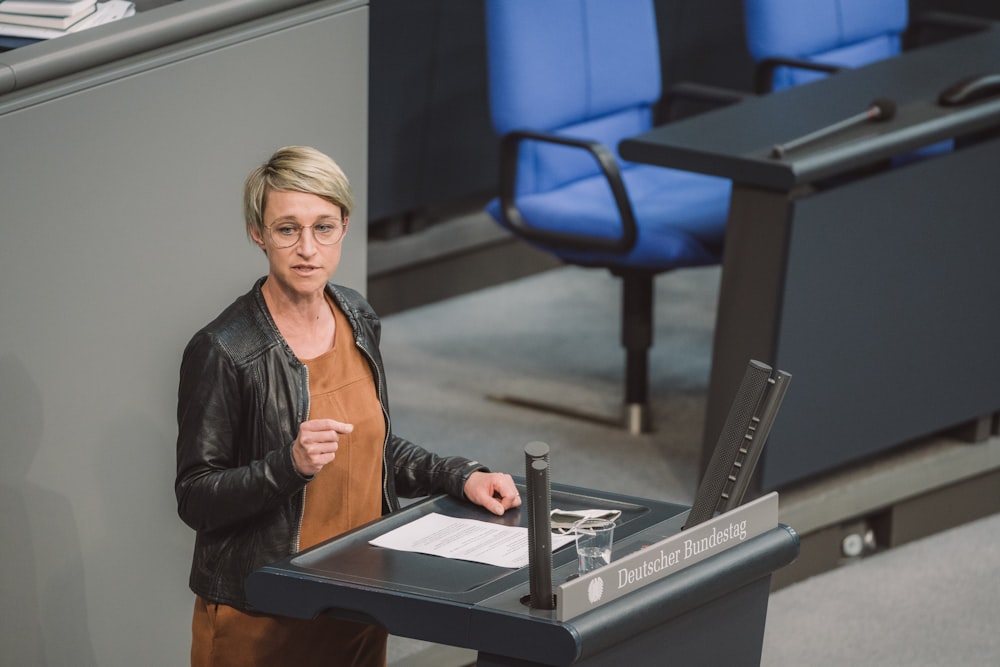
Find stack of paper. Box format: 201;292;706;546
368;512;577;569
0;0;135;42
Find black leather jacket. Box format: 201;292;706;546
175;278;487;610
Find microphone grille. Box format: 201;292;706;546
870;97;897;121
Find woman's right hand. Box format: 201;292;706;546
291;419;353;476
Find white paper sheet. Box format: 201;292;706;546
369;512;577;569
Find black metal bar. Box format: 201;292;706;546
525;442;554;610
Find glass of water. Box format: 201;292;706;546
574;518;615;576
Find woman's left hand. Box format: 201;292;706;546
464;471;522;516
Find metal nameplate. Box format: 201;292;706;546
556;492;779;621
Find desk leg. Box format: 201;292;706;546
703;185;796;474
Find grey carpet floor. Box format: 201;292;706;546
379;264;717;506
378;265;999;666
762;511;1000;666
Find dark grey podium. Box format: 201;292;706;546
246;482;798;666
620;29;1000;491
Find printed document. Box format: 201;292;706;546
369;512;576;568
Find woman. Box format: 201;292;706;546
175;146;521;666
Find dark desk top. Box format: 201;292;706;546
247;482;678;612
620;29;1000;190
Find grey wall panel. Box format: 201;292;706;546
0;0;328;95
0;2;368;664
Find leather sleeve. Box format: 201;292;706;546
174;330;307;533
387;432;489;501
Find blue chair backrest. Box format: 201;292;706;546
485;0;661;195
744;0;908;89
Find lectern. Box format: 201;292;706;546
620;29;1000;491
246;482;798;666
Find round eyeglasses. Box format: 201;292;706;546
265;220;346;248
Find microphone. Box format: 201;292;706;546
770;97;897;159
524;442;554;610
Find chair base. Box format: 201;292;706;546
624;402;650;435
486;393;652;434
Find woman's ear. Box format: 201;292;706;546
249;227;267;253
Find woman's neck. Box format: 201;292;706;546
261;280;336;358
261;279;326;320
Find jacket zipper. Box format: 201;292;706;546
355;337;393;512
292;361;310;554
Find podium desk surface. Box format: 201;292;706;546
249;482;676;608
620;28;1000;190
246;482;799;666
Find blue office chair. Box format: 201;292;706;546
483;0;734;434
744;0;996;94
745;0;909;93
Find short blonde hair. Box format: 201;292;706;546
243;146;354;243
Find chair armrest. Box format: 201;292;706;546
905;11;1000;49
754;57;843;94
497;129;637;254
659;81;753;122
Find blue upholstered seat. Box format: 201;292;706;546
485;0;730;270
506;163;727;270
483;0;732;432
745;0;908;91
